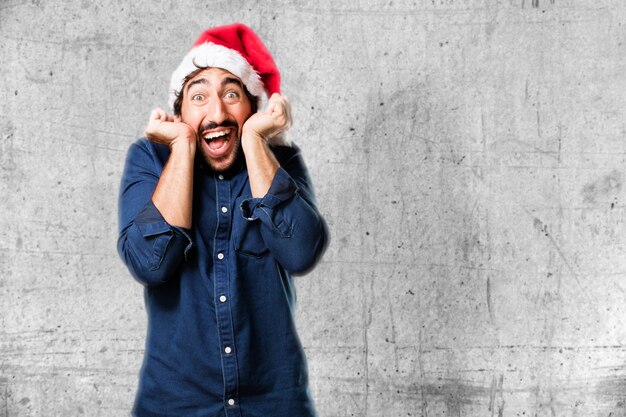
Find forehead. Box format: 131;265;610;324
185;67;242;90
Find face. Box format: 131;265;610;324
180;67;253;172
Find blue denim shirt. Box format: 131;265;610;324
117;139;328;417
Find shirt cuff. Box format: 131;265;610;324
239;168;298;221
134;200;194;259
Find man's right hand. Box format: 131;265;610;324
145;108;196;229
145;108;196;149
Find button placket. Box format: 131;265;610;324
213;175;240;413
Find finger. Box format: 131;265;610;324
265;99;283;117
149;108;162;121
266;93;283;109
276;101;291;124
281;96;292;121
158;109;174;122
154;108;172;123
269;96;287;112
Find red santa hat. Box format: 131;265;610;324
169;23;281;111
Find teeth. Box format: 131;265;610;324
204;129;230;140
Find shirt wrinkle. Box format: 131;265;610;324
117;139;327;417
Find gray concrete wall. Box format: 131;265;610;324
1;1;625;416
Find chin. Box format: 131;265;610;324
198;133;243;174
200;148;241;174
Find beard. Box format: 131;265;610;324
197;133;245;174
200;137;243;174
196;119;245;174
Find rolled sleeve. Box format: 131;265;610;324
134;201;194;261
119;201;194;286
238;166;328;275
240;168;297;220
117;140;194;287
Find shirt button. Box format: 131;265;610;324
227;398;235;406
219;295;227;303
224;346;232;354
217;253;224;260
218;174;224;180
221;206;228;213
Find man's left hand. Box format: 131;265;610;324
242;93;292;145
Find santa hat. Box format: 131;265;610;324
169;23;280;111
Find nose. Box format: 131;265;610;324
207;97;227;125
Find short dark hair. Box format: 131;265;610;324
172;65;259;116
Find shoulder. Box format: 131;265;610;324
121;139;172;181
125;138;171;164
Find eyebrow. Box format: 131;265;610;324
186;76;244;92
222;77;244;89
186;77;209;91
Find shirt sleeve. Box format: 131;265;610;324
238;147;329;275
117;140;193;287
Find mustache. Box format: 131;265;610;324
199;120;238;132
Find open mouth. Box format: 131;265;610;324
202;129;232;154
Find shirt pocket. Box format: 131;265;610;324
232;207;270;258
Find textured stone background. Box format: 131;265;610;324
1;1;625;416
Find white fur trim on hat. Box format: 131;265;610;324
168;42;263;110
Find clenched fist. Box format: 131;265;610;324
145;108;196;148
242;93;292;146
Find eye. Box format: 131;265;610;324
191;94;204;101
219;90;241;104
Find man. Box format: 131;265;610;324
117;23;328;417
